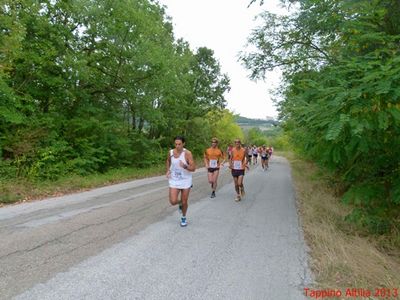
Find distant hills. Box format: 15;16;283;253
235;116;280;128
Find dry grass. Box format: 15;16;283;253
280;151;400;292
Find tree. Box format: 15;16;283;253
242;0;400;233
206;109;244;148
0;0;232;181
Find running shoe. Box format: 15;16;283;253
211;191;216;198
235;195;241;202
178;201;182;214
180;217;187;227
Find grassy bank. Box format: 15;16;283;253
0;164;166;206
0;156;206;206
280;151;400;292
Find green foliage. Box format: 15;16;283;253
243;0;400;233
0;158;18;180
269;131;291;151
245;127;267;146
26;141;72;180
0;0;232;182
206;110;244;149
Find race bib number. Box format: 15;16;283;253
209;159;218;168
233;160;242;170
172;170;183;180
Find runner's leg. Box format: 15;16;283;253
180;188;190;217
233;176;239;193
233;176;240;199
169;188;180;205
212;170;220;192
238;175;245;196
207;171;214;190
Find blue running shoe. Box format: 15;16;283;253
180;217;187;227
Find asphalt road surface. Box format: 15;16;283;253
0;156;313;300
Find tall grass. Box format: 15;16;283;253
280;151;400;291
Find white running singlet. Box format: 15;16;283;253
169;149;192;189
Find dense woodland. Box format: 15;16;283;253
0;0;245;182
243;0;400;233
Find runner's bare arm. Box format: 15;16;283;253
203;151;209;168
166;152;171;178
244;155;249;170
182;151;195;172
220;150;226;166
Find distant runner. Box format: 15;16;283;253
260;145;269;171
267;146;273;168
229;139;249;202
246;145;253;166
268;146;273;158
252;145;259;165
226;143;233;160
166;136;195;227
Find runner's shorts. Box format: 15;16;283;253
231;169;245;177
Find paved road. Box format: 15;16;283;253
0;156;312;299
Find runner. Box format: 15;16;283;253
252;145;259;165
268;146;273;158
267;145;273;168
260;145;269;171
204;137;225;198
226;143;233;160
166;136;195;227
229;139;249;202
246;145;253;166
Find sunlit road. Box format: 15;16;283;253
0;156;312;299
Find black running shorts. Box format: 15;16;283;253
231;169;245;177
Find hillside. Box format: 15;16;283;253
235;116;280;131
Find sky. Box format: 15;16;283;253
159;0;288;120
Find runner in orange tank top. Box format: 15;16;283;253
229;138;249;202
204;137;225;198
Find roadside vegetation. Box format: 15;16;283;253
284;150;400;292
243;0;399;242
0;164;165;206
243;124;400;289
0;156;205;206
0;0;243;204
